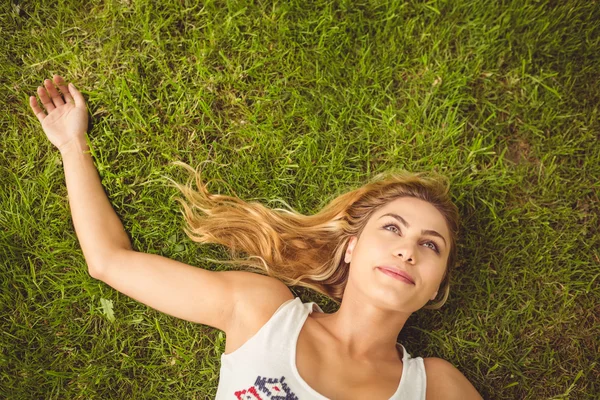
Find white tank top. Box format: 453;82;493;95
216;297;427;399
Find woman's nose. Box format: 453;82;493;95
394;242;416;262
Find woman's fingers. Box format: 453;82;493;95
29;96;46;123
37;85;55;113
53;75;74;104
44;78;65;108
31;75;84;119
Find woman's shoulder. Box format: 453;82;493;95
423;357;483;399
232;272;295;324
224;273;295;354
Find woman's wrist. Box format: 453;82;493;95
59;137;89;156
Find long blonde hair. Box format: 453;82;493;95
166;161;459;310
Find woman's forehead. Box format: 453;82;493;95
372;198;449;235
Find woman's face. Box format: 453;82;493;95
344;196;451;312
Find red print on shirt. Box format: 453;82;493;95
234;375;299;400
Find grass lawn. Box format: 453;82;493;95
1;0;599;398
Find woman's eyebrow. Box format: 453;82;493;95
378;213;447;247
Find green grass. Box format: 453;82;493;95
1;0;599;398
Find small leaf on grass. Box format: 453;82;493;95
100;297;115;322
174;244;185;252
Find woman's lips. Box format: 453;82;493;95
377;267;415;285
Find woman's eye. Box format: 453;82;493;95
384;223;400;234
384;224;400;233
424;242;439;252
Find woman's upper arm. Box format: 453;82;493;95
91;249;291;333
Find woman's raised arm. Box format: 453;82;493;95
29;76;296;333
29;75;131;272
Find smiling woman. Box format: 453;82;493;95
28;75;480;399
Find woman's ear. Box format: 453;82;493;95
430;291;438;301
345;236;357;263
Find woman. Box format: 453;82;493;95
29;75;483;399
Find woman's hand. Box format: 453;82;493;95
29;75;89;154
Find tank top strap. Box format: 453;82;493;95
305;300;324;314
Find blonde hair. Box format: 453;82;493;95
166;161;459;310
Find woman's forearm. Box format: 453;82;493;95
60;138;132;272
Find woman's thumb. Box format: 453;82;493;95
69;82;86;108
